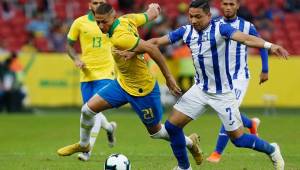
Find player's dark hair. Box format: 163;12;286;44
95;3;113;15
190;0;210;13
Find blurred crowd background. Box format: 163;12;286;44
0;0;299;112
0;0;299;54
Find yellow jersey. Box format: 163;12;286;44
108;13;156;96
68;11;115;82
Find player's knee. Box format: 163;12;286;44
150;124;170;141
165;120;183;135
231;135;246;148
81;103;97;118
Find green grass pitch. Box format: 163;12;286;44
0;108;299;170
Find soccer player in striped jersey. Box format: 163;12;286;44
149;0;287;169
206;0;268;163
57;3;204;165
65;0;117;161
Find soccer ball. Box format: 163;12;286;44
104;153;131;170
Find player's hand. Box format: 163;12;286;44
74;59;85;69
259;72;269;84
147;3;161;19
166;76;182;96
113;49;136;60
270;44;289;59
147;38;159;46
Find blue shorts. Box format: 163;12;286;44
97;80;163;127
80;79;113;103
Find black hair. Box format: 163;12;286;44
189;0;210;13
95;3;113;15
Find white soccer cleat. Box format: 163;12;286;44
77;152;90;161
269;143;284;170
172;165;192;170
107;121;117;147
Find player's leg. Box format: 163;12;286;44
233;79;260;133
78;113;102;161
78;80;116;161
149;123;203;165
77;82;100;160
92;80;118;147
165;84;208;169
228;128;284;170
166;112;192;170
149;123;195;150
129;82;203;165
57;80;126;156
207;79;259;163
206;124;229;163
57;95;112;156
211;92;284;169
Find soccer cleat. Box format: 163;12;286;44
206;151;221;163
187;133;204;165
78;152;90;161
57;143;90;156
249;117;260;136
107;121;117;147
269;143;284;170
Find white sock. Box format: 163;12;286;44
88;113;102;154
185;136;193;148
79;104;96;147
150;124;192;147
98;113;113;133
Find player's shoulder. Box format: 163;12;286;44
178;24;192;31
72;15;89;24
213;16;223;23
237;16;252;25
119;13;137;21
211;18;225;28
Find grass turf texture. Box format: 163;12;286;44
0;108;299;170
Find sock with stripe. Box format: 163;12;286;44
241;113;252;128
165;120;190;169
214;125;229;154
231;133;275;154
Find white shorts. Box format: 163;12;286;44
174;84;242;131
232;79;249;106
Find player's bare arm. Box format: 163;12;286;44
148;35;170;46
231;31;289;59
113;48;137;61
133;39;182;96
66;42;85;69
115;35;170;60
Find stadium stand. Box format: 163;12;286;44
0;0;299;54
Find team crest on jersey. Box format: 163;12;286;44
201;32;210;42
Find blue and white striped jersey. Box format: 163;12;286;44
168;20;237;94
220;17;268;80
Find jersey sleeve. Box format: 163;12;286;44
67;20;80;44
248;23;269;73
249;23;258;36
219;23;238;39
168;26;186;44
111;31;140;51
124;13;148;27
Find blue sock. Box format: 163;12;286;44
165;120;190;169
231;133;275;155
215;125;229;154
241;113;252;128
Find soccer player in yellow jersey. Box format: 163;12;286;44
57;3;204;165
65;0;117;161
